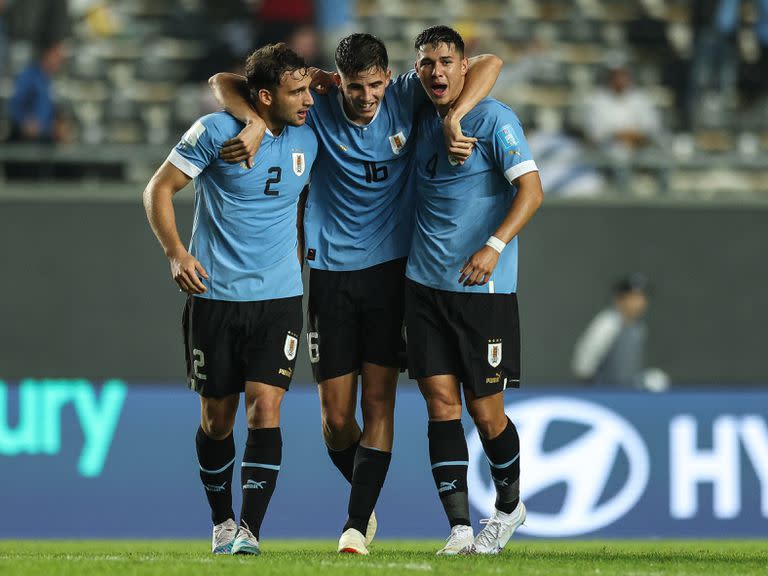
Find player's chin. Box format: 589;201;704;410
291;112;308;126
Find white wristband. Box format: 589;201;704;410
485;235;506;254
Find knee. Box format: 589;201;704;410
425;393;461;421
322;406;354;435
247;394;282;428
200;415;234;440
469;409;506;439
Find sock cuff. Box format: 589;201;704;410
428;419;468;464
357;444;392;462
244;427;282;464
246;426;282;446
428;419;464;436
196;426;235;470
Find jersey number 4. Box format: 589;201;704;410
264;166;281;196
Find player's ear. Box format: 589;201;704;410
460;57;469;76
332;72;341;86
258;88;273;107
384;68;392;86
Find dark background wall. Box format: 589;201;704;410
1;194;766;385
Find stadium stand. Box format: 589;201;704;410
1;0;767;197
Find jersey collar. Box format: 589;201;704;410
336;89;383;127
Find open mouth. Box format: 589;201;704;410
431;83;448;98
297;110;307;119
357;102;376;113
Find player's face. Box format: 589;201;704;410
415;42;468;110
337;67;391;123
271;69;314;126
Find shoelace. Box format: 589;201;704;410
474;517;502;549
445;526;470;545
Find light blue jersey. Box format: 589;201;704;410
168;112;317;301
303;70;427;271
406;98;538;294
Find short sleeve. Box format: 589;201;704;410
490;111;538;184
167;117;218;178
388;70;430;114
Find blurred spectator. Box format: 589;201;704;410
584;60;665;193
257;0;314;47
527;108;605;198
8;41;67;142
688;0;740;127
572;274;668;392
0;1;8;79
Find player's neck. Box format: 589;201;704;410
260;114;285;137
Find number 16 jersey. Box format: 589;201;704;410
303;70;427;271
168;111;318;302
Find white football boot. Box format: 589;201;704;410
436;524;474;555
337;527;369;555
231;523;260;555
472;501;527;555
211;518;238;554
364;511;377;547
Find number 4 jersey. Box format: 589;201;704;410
168;111;318;301
406;98;538;294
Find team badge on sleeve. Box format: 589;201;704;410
495;124;518;151
389;131;407;155
284;332;298;361
292;152;305;176
182;120;206;147
488;339;502;368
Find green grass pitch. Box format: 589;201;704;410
1;540;766;575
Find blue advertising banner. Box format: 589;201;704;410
1;380;766;539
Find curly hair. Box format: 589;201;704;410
245;43;307;96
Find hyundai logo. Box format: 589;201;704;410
467;397;650;536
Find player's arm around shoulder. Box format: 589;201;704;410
443;53;504;164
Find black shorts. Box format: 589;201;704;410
307;258;407;382
404;279;521;397
182;295;303;397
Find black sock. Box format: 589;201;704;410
327;438;360;484
428;419;470;528
196;426;235;525
240;427;282;539
343;445;391;534
481;417;520;514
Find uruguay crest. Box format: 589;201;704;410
292;152;305;176
284;333;298;361
389;131;407;155
488;340;502;368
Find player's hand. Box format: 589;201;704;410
311;69;337;94
169;250;209;294
220;118;266;168
458;246;499;286
443;113;477;165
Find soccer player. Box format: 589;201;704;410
142;44;317;555
208;34;502;555
406;26;544;555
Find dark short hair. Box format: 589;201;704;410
335;33;388;77
245;43;307;96
614;273;650;295
414;25;465;56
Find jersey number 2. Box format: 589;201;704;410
264;166;281;196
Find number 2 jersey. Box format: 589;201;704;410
168;112;318;301
406;98;539;294
303;70;427;271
